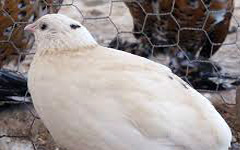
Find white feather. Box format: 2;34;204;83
211;10;227;25
27;14;232;150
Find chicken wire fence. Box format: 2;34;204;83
0;0;240;149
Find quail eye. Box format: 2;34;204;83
70;24;81;29
40;23;47;30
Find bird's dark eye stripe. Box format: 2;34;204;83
70;24;81;29
40;24;47;30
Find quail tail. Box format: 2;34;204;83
0;70;30;105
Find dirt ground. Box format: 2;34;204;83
1;0;240;150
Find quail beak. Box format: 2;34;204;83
24;23;36;33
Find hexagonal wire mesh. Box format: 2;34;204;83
0;0;240;149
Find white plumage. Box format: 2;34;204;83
25;14;232;150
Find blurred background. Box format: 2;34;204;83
0;0;240;149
